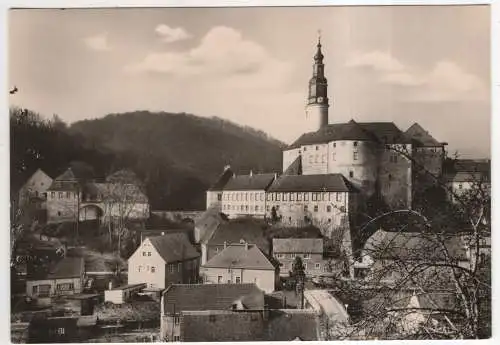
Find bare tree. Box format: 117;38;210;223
101;170;149;256
321;145;491;340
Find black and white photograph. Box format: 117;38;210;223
6;1;494;343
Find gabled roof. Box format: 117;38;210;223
288;120;410;149
273;238;324;254
268;173;356;193
223;173;276;191
203;244;276;270
205;218;270;254
29;257;85;280
453;159;491;173
445;171;489;183
146;233;199;263
47;167;81;191
162;283;264;314
284;156;302;175
405;123;443;147
179;309;320;342
208;167;234;191
55;167;77;181
196;208;227;243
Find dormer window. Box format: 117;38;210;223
333;142;336;148
353;141;358;147
303;147;307;152
315;146;319;150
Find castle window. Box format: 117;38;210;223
327;205;332;212
266;205;270;211
349;171;354;178
218;193;222;201
297;193;302;201
58;192;63;199
51;192;55;198
245;193;248;201
277;193;281;201
333;142;336;148
290;193;295;201
66;192;71;198
312;193;317;201
353;141;358;147
303;147;307;151
388;174;393;181
328;219;331;223
255;205;258;211
316;146;319;150
314;205;318;212
353;152;359;161
458;184;463;190
323;192;328;201
260;193;264;201
250;193;254;201
304;193;309;201
336;193;342;202
284;193;288;201
304;205;308;212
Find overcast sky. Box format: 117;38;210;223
9;5;490;158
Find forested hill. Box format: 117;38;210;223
11;109;284;210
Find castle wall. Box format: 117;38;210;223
301;143;329;175
412;146;445;190
282;148;301;172
221;190;267;219
378;144;413;209
206;191;222;211
46;191;79;223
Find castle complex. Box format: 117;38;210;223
206;37;451;240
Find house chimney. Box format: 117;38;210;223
250;170;253;177
224;165;231;171
108;281;113;290
274;173;278;180
161;232;165;236
245;242;249;251
224;241;227;249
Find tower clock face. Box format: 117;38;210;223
317;97;324;103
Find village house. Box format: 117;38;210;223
200;243;278;293
444;159;491;203
127;232;200;289
357;229;469;282
160;283;265;341
273;238;326;276
17;168;53;216
205;165;234;211
200;217;270;265
25;256;85;305
179;309;322;342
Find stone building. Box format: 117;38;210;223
17;168;53;213
46;167;149;224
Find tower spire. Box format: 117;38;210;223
305;31;329;131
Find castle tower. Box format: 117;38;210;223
305;33;329;132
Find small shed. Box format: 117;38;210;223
104;283;146;304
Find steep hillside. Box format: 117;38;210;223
70;111;285;210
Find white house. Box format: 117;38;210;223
200;242;278;293
128;233;200;289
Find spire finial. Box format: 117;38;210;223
317;29;322;46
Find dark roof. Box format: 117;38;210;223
206;218;270;254
47;168;81;192
288;120;410;149
146;233;200;263
268;173;355;192
163;283;265;314
363;230;467;261
273;238;324;254
196;208;227;243
223;173;276;191
445;171;489;183
204;244;275;270
208;167;234;191
29;257;85;280
284;156;302;175
405;123;443;147
451;159;491;173
180;309;320;342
